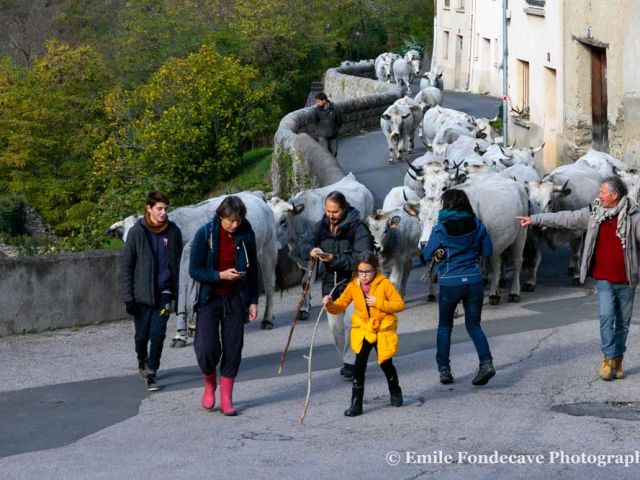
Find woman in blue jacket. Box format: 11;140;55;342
189;196;259;415
422;189;496;386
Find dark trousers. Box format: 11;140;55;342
353;339;397;387
437;282;492;370
194;292;245;378
134;292;172;373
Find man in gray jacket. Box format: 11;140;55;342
517;176;640;381
314;92;342;156
122;191;183;391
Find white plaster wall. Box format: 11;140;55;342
469;0;503;96
434;0;472;90
508;0;563;170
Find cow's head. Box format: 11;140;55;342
416;196;442;245
267;196;305;250
525;178;571;215
105;215;140;242
367;211;402;253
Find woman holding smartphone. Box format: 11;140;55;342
189;195;259;415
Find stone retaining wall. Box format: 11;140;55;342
0;250;125;336
271;62;403;197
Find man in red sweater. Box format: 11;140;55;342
518;176;640;380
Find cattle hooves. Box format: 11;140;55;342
489;295;501;305
508;294;521;303
572;278;583;287
260;320;274;330
427;294;436;302
522;284;535;292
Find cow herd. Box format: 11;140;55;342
107;52;640;335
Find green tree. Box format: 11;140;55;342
0;41;110;235
92;43;277;220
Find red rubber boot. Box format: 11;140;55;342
219;376;237;416
201;373;216;410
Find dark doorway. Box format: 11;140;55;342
590;46;608;151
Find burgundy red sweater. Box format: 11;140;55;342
591;218;628;284
212;228;241;296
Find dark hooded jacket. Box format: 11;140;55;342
299;205;374;297
422;212;493;286
122;219;183;307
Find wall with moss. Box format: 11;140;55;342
271;62;403;197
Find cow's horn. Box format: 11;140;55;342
531;142;546;154
500;145;514;157
404;157;423;175
407;169;423;181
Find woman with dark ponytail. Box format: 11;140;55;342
422;189;496;387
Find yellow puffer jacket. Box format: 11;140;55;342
325;272;404;363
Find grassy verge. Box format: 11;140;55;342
209;147;273;196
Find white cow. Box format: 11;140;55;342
421;106;477;147
392;58;414;94
403;151;443;196
381;99;420;163
267;173;375;263
404;158;459;198
382;186;421;211
404;49;422;75
420;71;443;91
107;191;278;334
367;207;422;296
490;143;545;170
375;52;401;83
414;87;443;112
431;122;488;157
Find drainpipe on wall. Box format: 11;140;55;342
431;0;438;72
502;0;509;145
466;0;477;90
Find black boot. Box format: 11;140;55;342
472;362;496;386
387;376;403;407
344;385;364;417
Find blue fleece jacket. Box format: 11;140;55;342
422;214;493;286
189;216;259;309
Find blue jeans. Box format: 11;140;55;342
134;293;172;374
437;282;492;370
595;280;635;358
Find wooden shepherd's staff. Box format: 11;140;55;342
300;279;345;424
277;256;317;375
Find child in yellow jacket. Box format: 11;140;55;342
323;251;405;416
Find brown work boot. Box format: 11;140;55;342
613;355;624;380
599;354;614;381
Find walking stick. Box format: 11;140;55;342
278;256;317;375
300;279;345;424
